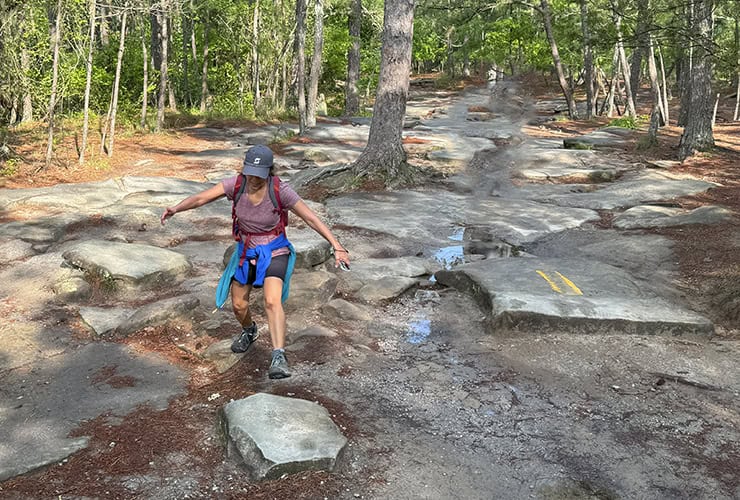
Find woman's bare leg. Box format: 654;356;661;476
262;277;286;349
230;280;253;327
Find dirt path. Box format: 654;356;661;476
1;79;739;500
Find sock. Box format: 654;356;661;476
272;348;285;357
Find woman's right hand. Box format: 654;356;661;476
160;207;176;225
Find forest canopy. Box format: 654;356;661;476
0;0;738;165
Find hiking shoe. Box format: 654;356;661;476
231;323;259;353
268;350;291;379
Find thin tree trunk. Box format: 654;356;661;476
21;43;33;122
45;0;63;169
580;0;595;119
658;44;670;124
612;2;636;116
712;92;720;127
9;97;18;125
631;0;650;97
141;27;149;128
540;0;578;119
679;0;715;160
107;9;128;157
156;0;170;132
190;0;197;65
181;7;191;108
167;15;177;112
734;18;739;121
99;5;109;46
605;43;620;117
80;0;97;164
295;0;307;134
353;0;415;183
281;56;288;110
678;0;694;127
307;0;324;128
200;12;210;113
252;0;261;111
345;0;361;115
647;34;662;144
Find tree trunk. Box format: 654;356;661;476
252;0;261;111
190;0;197;65
200;12;210;113
79;0;97;164
580;0;595;119
281;56;288;110
734;18;739;121
99;5;109;46
712;92;719;127
294;0;307;134
462;35;470;77
353;0;415;183
107;9;128;157
156;0;169;132
658;44;670;124
540;0;578;119
630;0;650;97
141;26;149;128
646;33;662;144
181;6;191;108
167;15;177;112
345;0;361;115
45;0;63;168
20;43;33;122
306;0;324;127
445;27;455;77
678;0;714;160
612;2;636;116
605;44;620;117
678;0;694;127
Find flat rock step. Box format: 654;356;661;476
435;257;713;336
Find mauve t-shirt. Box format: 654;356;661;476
221;175;301;257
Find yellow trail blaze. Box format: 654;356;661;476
555;271;583;295
536;270;563;294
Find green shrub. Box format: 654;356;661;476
607;116;639;129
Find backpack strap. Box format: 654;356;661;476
268;175;289;231
231;174;247;241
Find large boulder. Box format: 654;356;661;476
62;240;192;290
221;393;347;480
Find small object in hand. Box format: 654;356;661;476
339;261;350;271
138;223;147;232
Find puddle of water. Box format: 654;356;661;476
406;314;432;344
433;245;465;270
448;226;465;242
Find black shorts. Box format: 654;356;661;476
234;254;289;287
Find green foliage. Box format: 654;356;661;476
0;158;20;177
607;116;642;129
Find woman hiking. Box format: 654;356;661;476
160;145;350;379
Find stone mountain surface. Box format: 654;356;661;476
0;80;738;499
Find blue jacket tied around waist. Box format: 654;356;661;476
215;234;296;309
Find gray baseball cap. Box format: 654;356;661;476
242;145;274;178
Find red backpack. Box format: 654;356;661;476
231;174;289;244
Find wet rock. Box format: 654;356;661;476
203;339;243;374
321;299;373;322
62;240;192;290
115;295;200;336
357;276;417;303
221;393;347;480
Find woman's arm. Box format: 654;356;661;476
290;200;350;268
160;183;226;224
